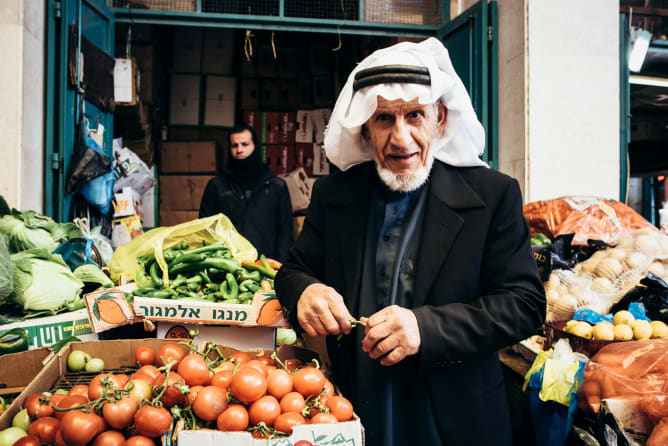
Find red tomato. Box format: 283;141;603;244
229;351;252;365
241;360;268;377
310;412;337;424
135;365;160;382
184;385;204;406
267;369;293;400
255;355;275;367
266;365;277;375
157;344;185;369
49;394;67;408
135;346;156;366
274;412;306;434
88;374;123;401
134;406;172;438
152;372;186;408
192;386;228;421
60;411;106;446
293;367;325;397
210;371;233;390
248;395;281;427
230;367;267;404
326;396;353;421
177;353;211;386
102;396;138;429
14;435;40;446
54;429;68;446
294;441;314;446
279;392;305;414
25;393;53;418
213;361;236;374
216;405;249;432
92;430;126;446
67;385;90;399
28;416;60;443
115;374;130;387
284;358;302;372
125;436;155;446
54;395;88;420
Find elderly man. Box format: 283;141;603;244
275;38;545;445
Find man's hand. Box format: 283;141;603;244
361;305;421;366
297;283;353;337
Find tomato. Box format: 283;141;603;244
248;396;281;427
54;395;88;420
326;396;353;421
210;371;233;390
255;355;275;367
274;412;306;434
125;435;155;446
49;394;67;408
294;441;314;446
310;412;337;424
284;358;302;372
102;396;138;429
320;380;334;406
266;365;277;375
134;406;172;438
216;405;249;431
229;351;252;365
241;360;268;377
213;361;236;374
28;417;60;444
267;369;293;400
130;373;153;385
183;385;202;406
279;392;305;414
152;372;186;408
293;367;325;397
127;379;152;405
251;431;270;439
60;411;106;446
88;374;123;401
135;347;156;366
177;353;211;386
25;394;53;418
14;435;40;446
92;430;126;446
115;374;130;387
230;368;267;404
135;365;160;382
157;344;185;369
54;429;68;446
67;385;89;399
192;386;228;421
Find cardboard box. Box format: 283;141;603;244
280;167;312;211
296;79;314;108
0;309;97;351
279;80;298;108
161;141;217;173
240;53;258;78
266;145;295;176
313;143;330;175
313;76;334;108
157;323;275;351
242;110;262;138
263;112;281;145
172;27;202;71
202;28;234;74
160;210;200;226
159;175;214;210
278;46;299;78
0;348;52;398
295;143;314;176
240;79;260;110
278;111;296;144
258;45;278;77
295;110;314;143
132;44;157;104
260;80;280;110
142;165;158;228
293;215;306;239
204;75;236;127
311;108;332;144
310;44;330;75
169;74;201;126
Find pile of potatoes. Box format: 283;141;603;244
546;229;668;321
564;310;668;341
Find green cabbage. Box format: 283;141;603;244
73;264;113;288
0;210;83;254
0;234;12;301
11;249;84;312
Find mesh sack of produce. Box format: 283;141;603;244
578;339;668;414
545;229;668;319
109;213;257;283
523;196;655;246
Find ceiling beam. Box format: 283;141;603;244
621;6;668;17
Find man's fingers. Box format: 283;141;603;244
317;310;341;335
369;335;399;360
366;307;391;328
361;321;392;352
380;347;407;366
329;300;353;334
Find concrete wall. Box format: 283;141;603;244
0;0;44;212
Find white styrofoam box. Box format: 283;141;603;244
204;76;236;127
114;58;135;104
312;143;330;176
280;167;312;211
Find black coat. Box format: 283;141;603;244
275;160;546;445
199;169;293;262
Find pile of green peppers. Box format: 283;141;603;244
133;241;277;304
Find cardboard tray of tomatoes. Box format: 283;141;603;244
0;347;53;409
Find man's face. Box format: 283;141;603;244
230;130;255;160
364;97;447;190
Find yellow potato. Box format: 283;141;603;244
592;322;615;341
570;321;593;339
613;310;635;327
650;320;668;338
613;324;633;341
633;320;653;340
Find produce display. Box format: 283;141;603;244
562;310;668;341
133;241;280;304
0;342;354;445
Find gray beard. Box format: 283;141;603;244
374;155;434;192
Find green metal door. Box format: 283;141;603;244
437;0;497;169
46;0;115;221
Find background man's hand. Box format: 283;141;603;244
297;283;353;337
361;305;421;366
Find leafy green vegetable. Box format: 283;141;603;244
73;264;113;288
0;235;12;301
0;209;83;254
11;249;84;312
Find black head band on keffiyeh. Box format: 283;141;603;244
352;65;431;91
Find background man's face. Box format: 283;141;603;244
365;97;445;178
230;130;255;160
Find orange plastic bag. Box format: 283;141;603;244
523;196;655;246
648;417;668;446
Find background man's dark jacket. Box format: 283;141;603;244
199;169;293;261
275;160;546;445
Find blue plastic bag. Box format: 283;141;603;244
81;171;115;214
53;238;97;270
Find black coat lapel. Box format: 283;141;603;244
414;162;486;306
